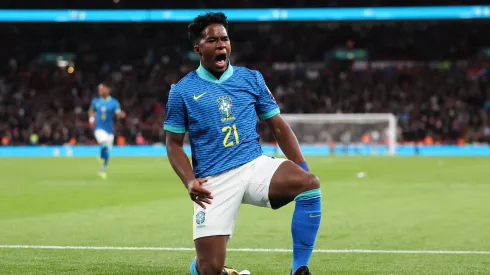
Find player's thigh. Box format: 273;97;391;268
193;169;245;271
107;134;115;149
241;155;287;208
193;168;245;241
268;160;320;209
94;129;109;144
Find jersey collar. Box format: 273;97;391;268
101;96;112;102
196;61;233;84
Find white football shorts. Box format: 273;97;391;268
193;155;287;240
94;129;115;149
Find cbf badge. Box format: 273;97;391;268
217;96;236;122
217;96;233;118
196;211;206;229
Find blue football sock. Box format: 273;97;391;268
291;188;322;273
101;146;109;167
190;257;199;275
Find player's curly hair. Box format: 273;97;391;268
188;12;229;45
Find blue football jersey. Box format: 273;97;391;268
164;65;280;178
90;96;121;134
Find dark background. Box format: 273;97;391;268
1;1;489;145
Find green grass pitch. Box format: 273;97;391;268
1;156;489;274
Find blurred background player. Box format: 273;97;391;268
88;82;126;179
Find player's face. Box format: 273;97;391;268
195;24;231;73
98;84;110;98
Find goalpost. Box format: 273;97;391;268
275;113;397;156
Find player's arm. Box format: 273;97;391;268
165;135;213;208
114;101;126;119
116;111;126;119
88;100;96;128
165;132;197;186
255;71;309;171
265;115;306;167
164;85;212;208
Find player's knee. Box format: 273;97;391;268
300;173;321;193
197;259;223;275
310;174;321;189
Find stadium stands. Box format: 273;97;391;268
0;20;489;145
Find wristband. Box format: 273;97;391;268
298;161;309;172
89;117;95;123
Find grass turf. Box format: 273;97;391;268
1;156;489;274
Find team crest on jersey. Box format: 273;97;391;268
217;96;235;122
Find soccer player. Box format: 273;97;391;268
164;13;322;275
89;82;125;179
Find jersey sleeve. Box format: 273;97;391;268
254;71;280;120
163;85;188;134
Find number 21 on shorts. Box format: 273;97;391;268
222;124;239;147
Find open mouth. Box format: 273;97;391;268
214;54;227;68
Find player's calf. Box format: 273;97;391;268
291;183;322;273
192;235;227;275
100;144;110;167
268;161;322;274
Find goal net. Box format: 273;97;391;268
267;113;397;156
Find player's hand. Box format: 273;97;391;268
89;121;95;129
187;178;213;209
118;111;126;119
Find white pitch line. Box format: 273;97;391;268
0;245;489;255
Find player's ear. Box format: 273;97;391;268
193;45;201;56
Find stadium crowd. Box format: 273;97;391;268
1;20;490;146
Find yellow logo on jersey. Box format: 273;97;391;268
217;96;235;122
193;92;207;100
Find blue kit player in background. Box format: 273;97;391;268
89;82;126;179
164;12;323;275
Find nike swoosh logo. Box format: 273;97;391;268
310;214;321;218
193;92;207;100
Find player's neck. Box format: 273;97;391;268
101;95;111;101
196;62;233;84
210;70;224;79
203;65;225;79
